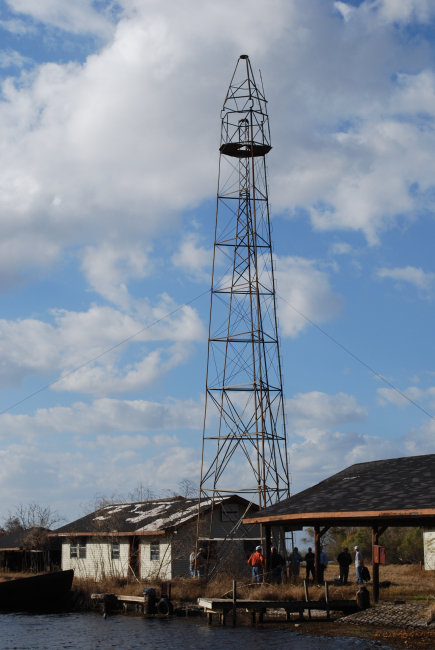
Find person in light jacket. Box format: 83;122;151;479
354;545;364;584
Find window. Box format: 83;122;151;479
70;541;77;559
79;540;86;559
70;539;86;559
112;543;120;560
221;505;238;522
150;542;160;561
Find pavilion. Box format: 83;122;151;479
243;453;435;601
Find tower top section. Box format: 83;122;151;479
220;55;272;159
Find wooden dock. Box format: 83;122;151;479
198;581;358;625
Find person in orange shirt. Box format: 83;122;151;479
247;545;264;583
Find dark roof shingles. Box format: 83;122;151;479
254;454;435;519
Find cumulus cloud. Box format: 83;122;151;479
0;440;202;520
289;428;402;492
0;396;204;439
81;242;152;308
2;0;435;518
275;256;344;337
0;49;31;69
5;0;115;36
403;418;435;455
287;391;368;430
376;266;435;300
0;297;205;391
374;0;435;23
172;234;212;281
329;242;355;255
0;0;434;290
377;385;435;408
334;2;355;23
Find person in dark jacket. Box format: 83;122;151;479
270;546;285;584
288;547;303;578
337;547;352;584
304;547;315;582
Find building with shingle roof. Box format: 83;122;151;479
243;453;435;600
243;454;435;525
0;528;61;572
50;495;267;580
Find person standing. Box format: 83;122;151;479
318;546;328;583
288;547;303;578
196;548;206;577
270;546;285;584
248;545;264;583
337;547;352;584
189;550;196;578
354;545;364;584
304;547;315;582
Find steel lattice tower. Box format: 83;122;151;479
198;55;290;550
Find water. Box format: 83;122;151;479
0;612;395;650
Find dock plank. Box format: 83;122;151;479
198;598;357;612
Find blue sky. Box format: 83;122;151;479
1;0;435;522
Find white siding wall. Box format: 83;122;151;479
140;538;172;580
61;539;129;579
424;528;435;570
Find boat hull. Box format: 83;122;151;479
0;569;74;610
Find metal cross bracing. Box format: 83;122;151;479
197;55;291;572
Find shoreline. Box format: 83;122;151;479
2;563;435;648
1;595;434;649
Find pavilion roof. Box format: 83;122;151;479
244;453;435;527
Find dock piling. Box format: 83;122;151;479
232;580;237;627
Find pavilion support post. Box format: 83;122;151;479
314;525;320;584
372;523;379;603
265;524;271;582
372;522;388;603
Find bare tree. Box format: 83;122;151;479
127;482;155;502
162;478;199;499
1;502;65;551
1;515;24;534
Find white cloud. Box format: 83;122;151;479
289;428;402;492
275;256;344;337
0;297;205;392
96;434;150;450
0;18;35;34
0;0;435;289
403;418;435;455
54;343;192;395
287;391;368;430
81;242;152;308
377;385;435;408
172;234;212;281
5;0;115;36
373;0;435;23
0;440;202;520
377;266;435;300
334;2;355;22
0;396;204;439
0;50;31;69
329;242;355;255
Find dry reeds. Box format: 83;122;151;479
3;561;435;608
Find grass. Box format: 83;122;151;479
1;562;435;606
65;561;435;606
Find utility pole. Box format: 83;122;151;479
197;55;290;575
